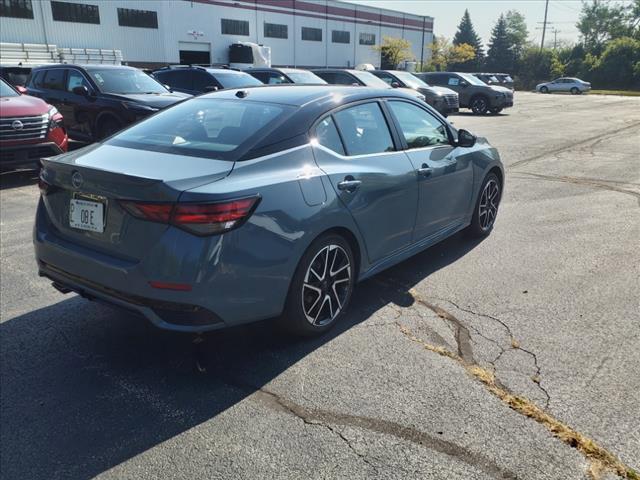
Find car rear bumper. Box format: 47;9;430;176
33;198;295;332
0;142;63;170
38;260;225;332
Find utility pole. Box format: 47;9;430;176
552;28;561;49
540;0;550;51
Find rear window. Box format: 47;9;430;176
210;71;262;89
285;71;326;84
107;98;291;160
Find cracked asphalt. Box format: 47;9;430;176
1;92;639;480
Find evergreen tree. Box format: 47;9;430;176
452;9;484;69
486;14;513;72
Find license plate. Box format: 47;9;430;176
69;198;104;233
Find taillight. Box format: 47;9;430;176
119;196;260;236
120;202;173;222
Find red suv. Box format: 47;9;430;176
0;77;68;171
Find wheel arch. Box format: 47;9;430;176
318;226;363;282
488;165;503;188
94;111;124;138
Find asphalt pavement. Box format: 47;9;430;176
1;92;638;480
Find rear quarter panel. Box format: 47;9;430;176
177;145;366;324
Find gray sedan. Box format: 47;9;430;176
536;77;591;94
35;86;504;336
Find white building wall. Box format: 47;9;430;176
0;0;433;68
327;17;356;68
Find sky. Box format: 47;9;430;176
344;0;623;49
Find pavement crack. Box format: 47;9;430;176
253;387;518;480
511;171;640;205
433;297;551;410
393;310;638;480
507;120;640;170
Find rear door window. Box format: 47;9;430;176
373;72;395;86
446;75;460;86
43;69;66;90
192;70;216;91
332;72;358;85
315;116;345;155
333;102;394;156
29;70;45;88
165;70;193;90
266;73;289;84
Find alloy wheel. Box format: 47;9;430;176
302;244;352;326
472;98;488;114
478;179;501;230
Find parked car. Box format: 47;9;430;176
26;64;190;142
246;67;327;85
153;65;262;95
473;73;514;91
35;85;504;336
492;73;514;90
0;65;33;87
0;77;67;171
473;73;500;86
416;72;514;115
536;77;591;94
371;69;459;116
311;68;427;103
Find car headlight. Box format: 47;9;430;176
48;106;63;129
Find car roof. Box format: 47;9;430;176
312;68;358;73
199;85;423;158
204;68;249;74
279;68;309;73
32;64;135;71
202;84;399;105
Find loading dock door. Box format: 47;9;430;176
178;41;211;65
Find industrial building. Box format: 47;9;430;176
0;0;434;68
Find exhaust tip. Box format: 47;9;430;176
51;281;72;294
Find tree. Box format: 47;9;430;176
505;10;529;62
486;14;513;72
578;0;630;53
452;9;484;69
425;36;475;71
373;36;414;69
588;36;640;88
517;46;556;88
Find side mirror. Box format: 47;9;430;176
16;85;28;94
390;81;401;88
456;129;476;148
204;85;218;92
72;85;90;96
163;84;173;92
460;81;469;88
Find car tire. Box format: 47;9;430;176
466;172;502;238
279;233;356;337
470;96;490;115
490;107;503;115
570;87;580;95
540;86;549;94
97;117;122;140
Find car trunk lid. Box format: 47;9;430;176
39;144;233;261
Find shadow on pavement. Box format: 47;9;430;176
0;231;484;480
0;169;39;191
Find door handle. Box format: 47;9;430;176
417;165;433;177
337;178;362;192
